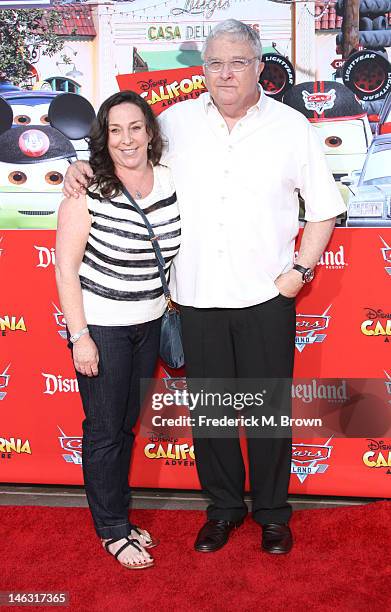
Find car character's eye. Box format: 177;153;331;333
8;171;27;184
45;171;63;185
325;136;342;147
14;115;31;125
40;114;49;124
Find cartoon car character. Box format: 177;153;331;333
1;90;89;158
342;134;391;227
0;93;94;229
282;81;373;218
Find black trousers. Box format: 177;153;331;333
75;320;161;539
180;295;296;525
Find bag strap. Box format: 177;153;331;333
121;185;174;309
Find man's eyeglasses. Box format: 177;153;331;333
203;57;260;73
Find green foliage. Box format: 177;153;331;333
0;9;68;84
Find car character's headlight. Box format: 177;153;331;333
349;201;383;217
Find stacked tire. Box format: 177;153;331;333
336;0;391;49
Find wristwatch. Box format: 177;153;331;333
293;264;315;283
69;327;89;344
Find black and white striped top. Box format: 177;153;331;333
79;164;180;325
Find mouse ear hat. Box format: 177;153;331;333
0;97;14;135
48;93;96;139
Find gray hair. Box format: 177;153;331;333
201;19;263;60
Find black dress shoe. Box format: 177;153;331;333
194;519;243;552
261;523;293;554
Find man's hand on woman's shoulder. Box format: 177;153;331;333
63;160;93;198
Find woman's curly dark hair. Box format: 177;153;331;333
88;90;163;199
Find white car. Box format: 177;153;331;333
343;134;391;227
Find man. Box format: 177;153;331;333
63;19;346;555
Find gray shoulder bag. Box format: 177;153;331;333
121;186;184;369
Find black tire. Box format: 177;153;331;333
259;53;295;99
337;0;391;16
372;15;388;29
337;30;391;48
360;29;391;46
360;16;373;30
343;49;391;100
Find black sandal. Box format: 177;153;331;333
103;537;154;569
130;526;159;549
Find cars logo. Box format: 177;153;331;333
302;89;336;115
295;305;332;353
162;368;188;405
380;236;391;275
0;363;10;400
291;437;333;483
52;303;67;339
58;427;82;464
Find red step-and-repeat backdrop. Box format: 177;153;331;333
1;226;391;496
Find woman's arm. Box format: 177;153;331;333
55;196;99;377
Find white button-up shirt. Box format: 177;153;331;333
159;88;346;308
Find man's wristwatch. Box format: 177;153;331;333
293;264;315;283
69;327;89;344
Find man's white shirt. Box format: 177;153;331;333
159;88;346;308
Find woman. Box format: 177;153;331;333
55;91;180;569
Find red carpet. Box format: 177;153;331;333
1;501;391;611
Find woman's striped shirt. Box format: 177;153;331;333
79;164;180;326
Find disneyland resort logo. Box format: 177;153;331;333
361;307;391;340
144;432;195;467
35;245;55;268
42;373;79;395
295;246;347;271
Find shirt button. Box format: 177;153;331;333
220;124;225;129
228;145;233;151
224;169;229;175
218;249;224;255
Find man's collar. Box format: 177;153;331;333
201;85;265;116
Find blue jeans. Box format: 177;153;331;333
75;319;161;539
